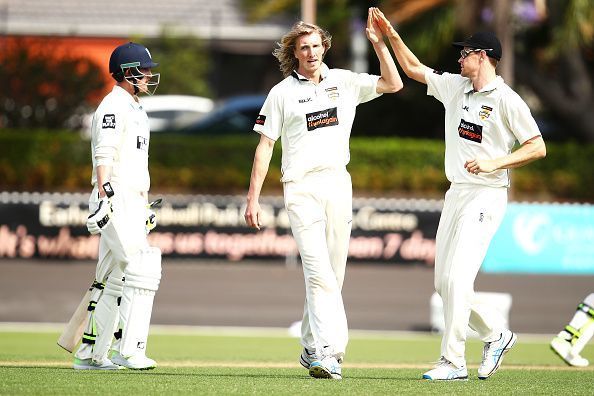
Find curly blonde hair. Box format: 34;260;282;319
273;21;332;78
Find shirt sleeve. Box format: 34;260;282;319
425;68;465;105
348;71;382;104
94;104;125;166
501;91;542;144
253;87;283;141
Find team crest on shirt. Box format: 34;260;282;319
325;86;339;101
479;105;493;120
102;114;116;129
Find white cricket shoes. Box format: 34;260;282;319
478;330;517;379
423;357;468;380
73;357;122;370
550;336;589;367
309;354;342;380
299;347;316;369
110;350;157;370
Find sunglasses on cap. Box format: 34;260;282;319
460;48;492;59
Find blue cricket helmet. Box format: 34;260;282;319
109;42;159;77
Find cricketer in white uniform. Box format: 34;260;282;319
373;8;546;381
73;42;162;370
551;293;594;367
244;9;403;380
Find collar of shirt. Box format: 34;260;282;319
463;75;503;94
112;85;142;108
291;63;330;82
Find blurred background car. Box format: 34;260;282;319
178;94;266;135
140;95;215;132
81;94;215;138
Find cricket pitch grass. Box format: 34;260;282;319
1;325;592;395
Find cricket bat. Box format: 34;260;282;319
57;287;91;353
57;182;115;353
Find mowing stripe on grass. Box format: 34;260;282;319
0;322;558;342
1;360;592;371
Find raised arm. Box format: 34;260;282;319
244;134;276;230
372;8;428;84
366;7;403;93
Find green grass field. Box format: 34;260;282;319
1;326;593;395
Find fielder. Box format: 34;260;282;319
551;293;594;367
244;9;403;380
72;42;162;370
373;8;546;380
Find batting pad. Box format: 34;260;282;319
91;271;124;363
119;247;162;357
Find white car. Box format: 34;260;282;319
139;95;214;132
81;94;214;138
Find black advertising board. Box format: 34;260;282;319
0;193;442;266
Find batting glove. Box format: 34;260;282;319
145;207;157;234
86;197;113;235
145;198;162;235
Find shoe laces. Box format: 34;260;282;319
433;356;450;367
482;332;505;360
481;343;490;361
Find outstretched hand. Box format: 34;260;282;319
371;7;396;37
366;7;383;44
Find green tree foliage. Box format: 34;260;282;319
140;30;211;97
516;0;594;142
1;130;593;202
0;38;104;129
381;0;594;142
239;0;363;68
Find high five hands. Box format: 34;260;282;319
369;7;397;39
366;7;384;44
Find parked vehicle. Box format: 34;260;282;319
81;94;214;138
140;95;214;132
179;95;266;135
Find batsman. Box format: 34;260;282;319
63;42;162;370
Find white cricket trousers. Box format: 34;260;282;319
284;168;352;357
435;183;508;368
76;183;148;360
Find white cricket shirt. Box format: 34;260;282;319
425;68;541;187
253;63;381;182
91;85;151;192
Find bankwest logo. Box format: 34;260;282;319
306;107;338;131
458;119;483;143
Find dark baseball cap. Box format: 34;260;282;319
452;31;502;60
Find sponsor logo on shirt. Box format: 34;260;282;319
102;114;116;129
255;114;266;125
298;97;312;104
306;107;339;131
137;136;148;151
479;105;493;120
458;119;483;143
